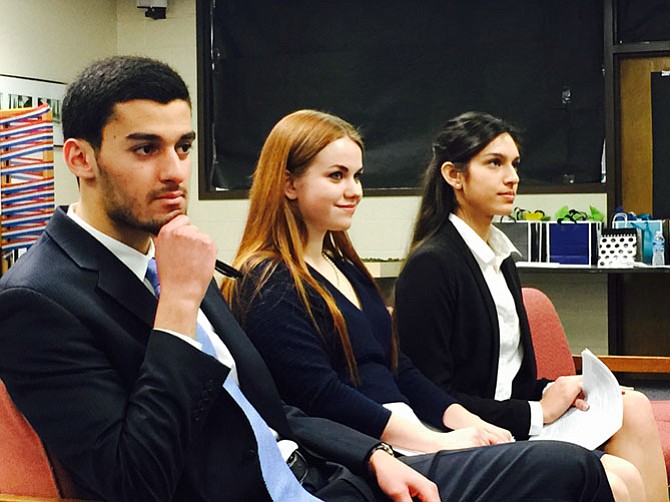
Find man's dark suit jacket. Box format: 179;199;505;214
395;219;550;440
0;207;380;502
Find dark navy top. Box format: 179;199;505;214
234;258;456;439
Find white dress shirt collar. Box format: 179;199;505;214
449;213;520;271
67;203;154;281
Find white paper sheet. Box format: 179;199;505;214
529;348;623;450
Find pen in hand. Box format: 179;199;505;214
215;259;242;278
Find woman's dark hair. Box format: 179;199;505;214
409;111;522;251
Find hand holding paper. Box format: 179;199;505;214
540;374;588;424
530;349;623;450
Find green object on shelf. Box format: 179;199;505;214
554;206;603;222
589;206;605;222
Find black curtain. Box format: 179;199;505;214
617;0;670;43
652;72;670;217
208;0;604;190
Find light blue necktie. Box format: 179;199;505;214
145;259;321;501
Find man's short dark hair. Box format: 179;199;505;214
62;56;191;148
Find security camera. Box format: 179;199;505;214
137;0;167;19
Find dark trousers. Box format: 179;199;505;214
309;440;614;502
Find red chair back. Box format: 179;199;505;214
522;287;577;380
522;287;670;480
0;379;61;498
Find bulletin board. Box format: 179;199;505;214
0;104;55;275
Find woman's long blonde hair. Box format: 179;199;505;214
223;109;387;384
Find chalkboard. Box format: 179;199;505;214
197;0;605;197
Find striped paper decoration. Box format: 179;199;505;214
1;103;55;272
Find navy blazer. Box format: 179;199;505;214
0;207;379;502
395;220;549;440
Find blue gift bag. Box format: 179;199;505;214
548;221;600;265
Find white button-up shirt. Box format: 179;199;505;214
450;214;543;435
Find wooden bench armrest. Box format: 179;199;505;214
573;355;670;373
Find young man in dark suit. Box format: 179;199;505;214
0;56;615;501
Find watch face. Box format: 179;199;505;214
378;443;395;456
367;442;395;464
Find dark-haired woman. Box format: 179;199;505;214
395;111;665;501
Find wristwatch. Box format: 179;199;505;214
366;442;395;463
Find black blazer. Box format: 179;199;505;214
0;207;379;502
395;220;549;440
